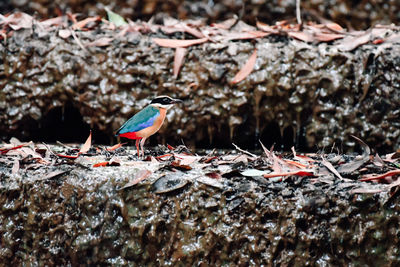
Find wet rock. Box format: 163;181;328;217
2;23;400;153
2;162;400;265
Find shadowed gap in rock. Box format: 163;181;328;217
29;102;109;144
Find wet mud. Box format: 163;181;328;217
1;154;399;265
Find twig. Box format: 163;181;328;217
41;142;57;157
232;143;258;158
296;0;302;25
70;28;89;53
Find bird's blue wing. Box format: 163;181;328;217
116;105;159;135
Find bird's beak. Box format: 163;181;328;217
172;98;183;104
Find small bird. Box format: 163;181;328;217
116;95;182;157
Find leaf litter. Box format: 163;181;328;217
1;133;399;198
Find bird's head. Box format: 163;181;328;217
150;95;182;109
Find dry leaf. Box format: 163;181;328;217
314;33;344;42
79;131;92;154
0;12;33;30
59;29;71;39
360;170;400;182
287;31;314;42
336;32;371;51
121;169;152;189
153;37;208;48
231;48;257;84
321;157;343;180
256;21;279;33
263;170;314;178
72;16;100;30
173;47;186;78
106;143;124;151
86;37;114;47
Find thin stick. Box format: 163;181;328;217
296;0;302;25
70;28;89;53
232;143;258;158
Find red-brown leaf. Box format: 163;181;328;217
153;37;208;48
106;143;124;151
325;23;344;32
314;33;344;42
287;31;314;42
360;170;400;181
173;47;186;78
93;162;109;167
71;16;101;30
231;48;257;84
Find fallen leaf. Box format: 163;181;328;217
11;160;19;175
360;170;400;181
325;23;344;32
79;131;92;154
173;47;186;78
0;142;31;154
0;12;33;30
59;29;71;39
256;21;279;33
351;187;386;194
336;32;371;51
153;37;208;48
321;157;343;180
337;135;370;173
241;169;270;177
93;161;109;167
105;7;128;27
40;16;64;29
314;32;344;42
38;170;69;181
71;16;100;30
121;169;152;189
287;31;314;42
197;176;223;189
106;143;124;151
56;154;79;159
231;48;257;84
263;170;314;178
86;37;114;47
171;160;192;171
211;18;237;30
205;172;222;179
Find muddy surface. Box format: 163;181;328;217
1;141;400;266
3;0;400;30
1;17;400;153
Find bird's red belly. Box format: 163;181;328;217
119;132;141;139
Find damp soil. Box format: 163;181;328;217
1;143;400;266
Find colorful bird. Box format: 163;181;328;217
116;95;182;157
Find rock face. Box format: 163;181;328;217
1;163;399;266
1;22;400;152
3;0;400;30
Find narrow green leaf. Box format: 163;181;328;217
105;7;128;27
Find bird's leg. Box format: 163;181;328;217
140;137;146;158
135;139;140;158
